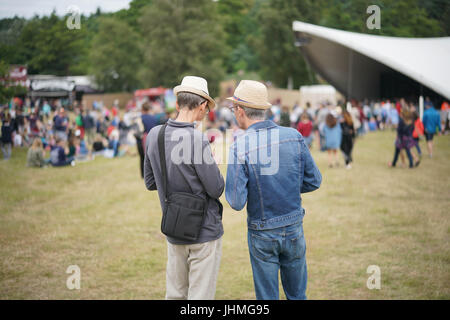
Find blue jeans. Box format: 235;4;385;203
392;147;413;168
247;221;307;300
1;142;12;159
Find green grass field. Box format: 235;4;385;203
0;130;449;299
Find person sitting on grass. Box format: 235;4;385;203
26;138;46;168
50;138;75;167
91;133;107;158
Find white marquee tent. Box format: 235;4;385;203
292;20;450;101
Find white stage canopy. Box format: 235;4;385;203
292;21;450;100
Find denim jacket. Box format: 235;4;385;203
225;120;322;230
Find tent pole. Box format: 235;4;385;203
419;84;424;120
419;95;424;121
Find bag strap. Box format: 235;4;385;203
158;124;168;201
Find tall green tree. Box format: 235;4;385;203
115;0;153;31
139;0;227;97
217;0;258;73
15;12;86;75
0;17;27;64
320;0;444;37
256;0;321;88
418;0;450;36
90;17;142;92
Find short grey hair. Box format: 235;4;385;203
177;92;206;110
239;105;266;120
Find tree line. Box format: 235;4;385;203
0;0;448;96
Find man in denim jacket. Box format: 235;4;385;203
225;80;322;300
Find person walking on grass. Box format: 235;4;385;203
422;99;441;158
389;109;420;168
144;76;224;300
1;113;13;160
323;113;342;168
340;110;356;169
225;80;322;300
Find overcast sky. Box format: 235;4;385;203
0;0;133;19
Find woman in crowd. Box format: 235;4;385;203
340;110;356;169
26;138;46;168
323;113;342;168
388;109;420;168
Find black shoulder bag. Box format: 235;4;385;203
158;124;208;241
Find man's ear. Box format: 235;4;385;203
175;101;180;112
238;106;245;118
201;101;207;113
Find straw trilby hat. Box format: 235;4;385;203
226;80;272;110
173;76;215;110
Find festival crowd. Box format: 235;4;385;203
0;95;448;171
0;97;166;168
208;96;449;169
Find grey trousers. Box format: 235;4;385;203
165;237;222;300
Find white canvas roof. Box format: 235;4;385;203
292;21;450;100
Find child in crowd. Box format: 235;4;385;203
297;112;313;148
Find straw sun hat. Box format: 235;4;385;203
226;80;272;110
173;76;216;110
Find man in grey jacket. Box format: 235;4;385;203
144;76;224;300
